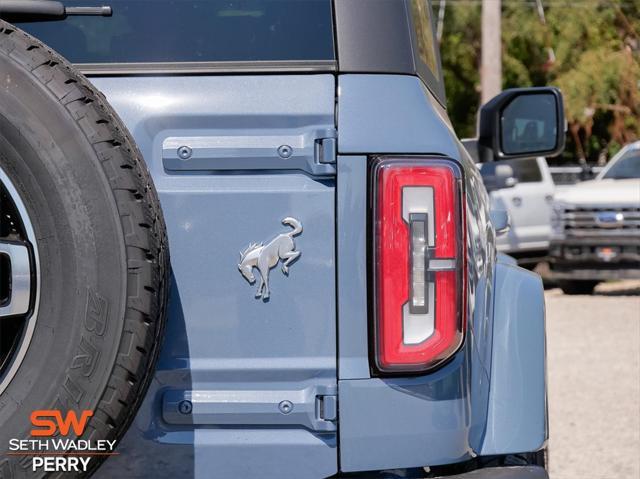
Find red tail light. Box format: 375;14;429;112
373;158;465;373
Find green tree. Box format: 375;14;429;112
438;0;640;163
439;3;481;139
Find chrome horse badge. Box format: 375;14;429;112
238;217;302;299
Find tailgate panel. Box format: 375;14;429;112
161;173;335;371
91;75;337;478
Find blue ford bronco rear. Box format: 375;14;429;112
0;1;564;477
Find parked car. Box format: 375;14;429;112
550;141;640;294
0;2;564;478
479;157;555;267
462;141;555;268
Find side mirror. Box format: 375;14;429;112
479;163;518;192
478;87;565;161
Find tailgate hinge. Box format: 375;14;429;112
315;130;337;165
317;394;338;424
162;384;338;432
162;127;337;177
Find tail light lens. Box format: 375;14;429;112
373;158;465;373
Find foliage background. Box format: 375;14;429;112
437;0;640;164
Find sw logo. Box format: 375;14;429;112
7;410;114;472
30;409;93;437
29;410;94;472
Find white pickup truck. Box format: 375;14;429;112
481;157;555;267
463;140;556;267
550;141;640;294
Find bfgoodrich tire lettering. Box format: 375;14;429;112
0;21;168;476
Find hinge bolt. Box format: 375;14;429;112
278;400;294;415
177;146;192;160
277;145;293;159
178;400;193;415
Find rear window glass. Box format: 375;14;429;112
14;0;335;64
410;0;438;76
408;0;445;104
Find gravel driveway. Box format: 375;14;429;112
546;281;640;479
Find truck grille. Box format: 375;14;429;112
562;207;640;237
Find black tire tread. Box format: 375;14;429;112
0;20;169;475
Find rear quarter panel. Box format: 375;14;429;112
336;74;497;471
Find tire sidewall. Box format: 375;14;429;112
0;54;128;450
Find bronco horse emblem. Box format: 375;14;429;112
238;217;303;299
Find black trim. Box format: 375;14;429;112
334;0;446;106
334;0;415;75
79;60;337;76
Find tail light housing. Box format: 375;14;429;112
373;158;465;373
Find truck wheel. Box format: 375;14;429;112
559;280;599;295
0;21;168;475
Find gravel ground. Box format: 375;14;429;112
546;281;640;479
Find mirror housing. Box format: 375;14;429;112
479;163;518;192
478;87;566;161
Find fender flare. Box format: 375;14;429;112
480;258;548;455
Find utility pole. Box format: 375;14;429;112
481;0;502;104
436;0;446;44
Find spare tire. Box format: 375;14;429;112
0;21;168;476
